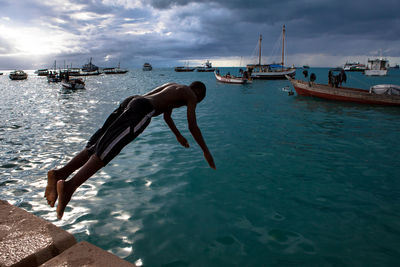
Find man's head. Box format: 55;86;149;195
189;81;206;103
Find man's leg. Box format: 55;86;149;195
56;154;104;219
45;148;90;207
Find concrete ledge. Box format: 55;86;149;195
40;241;136;267
0;200;76;267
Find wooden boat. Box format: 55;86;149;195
214;71;252;84
9;70;28;80
61;78;85;89
61;71;85;89
287;76;400;106
246;25;296;79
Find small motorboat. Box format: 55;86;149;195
61;78;85;90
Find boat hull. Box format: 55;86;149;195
251;68;296;80
215;72;251;84
175;67;195;72
61;79;85;90
364;69;388;76
288;77;400;106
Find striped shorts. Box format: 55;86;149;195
86;97;155;165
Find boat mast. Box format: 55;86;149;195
258;34;262;66
282;25;285;68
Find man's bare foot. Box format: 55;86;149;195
56;180;71;220
45;170;58;207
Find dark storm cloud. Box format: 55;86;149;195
1;0;400;69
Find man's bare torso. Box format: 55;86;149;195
144;83;196;116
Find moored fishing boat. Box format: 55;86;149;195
214;70;252;84
286;73;400;106
196;60;215;72
343;62;366;72
47;70;61;83
9;70;28;80
174;66;195;72
82;57;99;72
364;58;388;76
35;69;49;76
246;25;296;79
104;67;129;74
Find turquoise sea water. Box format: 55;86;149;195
1;68;400;266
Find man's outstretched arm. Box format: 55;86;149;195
164;109;189;148
186;102;216;169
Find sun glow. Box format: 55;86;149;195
0;24;81;56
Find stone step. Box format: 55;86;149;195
0;200;136;267
40;241;136;267
0;200;76;267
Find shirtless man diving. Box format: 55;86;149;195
45;81;216;219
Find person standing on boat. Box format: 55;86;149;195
45;81;216;219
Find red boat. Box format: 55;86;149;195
287;76;400;106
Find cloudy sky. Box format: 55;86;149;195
1;0;400;69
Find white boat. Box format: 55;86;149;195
142;63;152;71
196;60;215;72
343;62;366;72
9;70;28;80
369;84;400;95
246;25;296;79
214;70;252;84
364;58;388;76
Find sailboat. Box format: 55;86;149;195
246;25;296;79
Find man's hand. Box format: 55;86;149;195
177;135;189;148
204;151;216;169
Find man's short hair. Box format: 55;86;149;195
189;81;206;103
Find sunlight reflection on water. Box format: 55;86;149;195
1;69;400;266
